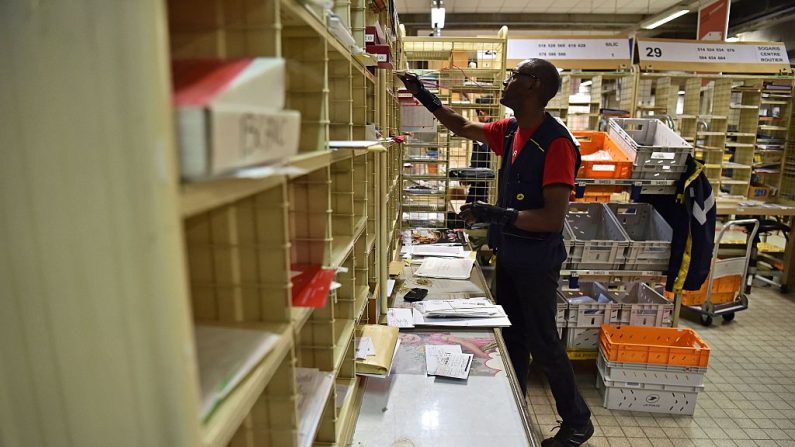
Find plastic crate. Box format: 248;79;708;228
599;325;710;368
573;131;633;179
566;203;630;270
597;350;706;388
608;118;692;180
573;186;624;204
596;369;701;415
565;327;600;351
558;282;621;328
606;203;672;272
556;293;568;329
664;272;742;306
610;282;673;327
562;223;574;269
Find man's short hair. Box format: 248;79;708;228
527;59;561;107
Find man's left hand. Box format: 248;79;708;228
459;202;518;226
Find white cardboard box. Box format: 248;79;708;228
172;58;300;179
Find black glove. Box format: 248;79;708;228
460;202;518;226
398;72;443;112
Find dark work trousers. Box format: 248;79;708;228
496;259;591;426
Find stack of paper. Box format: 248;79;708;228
295;368;335;447
411;299;511;328
414;257;475;280
355;324;400;377
425;345;473;380
415;298;501;318
194;325;281;420
401;244;467;258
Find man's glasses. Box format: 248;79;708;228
505;69;538;82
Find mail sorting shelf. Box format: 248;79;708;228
540;71;636;131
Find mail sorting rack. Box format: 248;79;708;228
167;0;403;445
557;282;621;351
546;71;636;131
782;84;795;202
400;30;509;228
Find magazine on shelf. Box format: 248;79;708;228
404;228;468;245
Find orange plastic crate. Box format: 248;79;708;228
599;325;710;368
664;274;741;306
573;185;623;203
574;131;633;179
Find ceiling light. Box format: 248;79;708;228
641;8;690;30
431;0;445;29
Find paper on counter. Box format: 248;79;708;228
401;244;467;258
434;352;473;380
357;339;401;379
386;308;415;328
414;298;499;318
356;325;400;377
414;257;475;280
412;307;511;328
425;344;462;375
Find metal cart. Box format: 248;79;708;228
682;219;760;326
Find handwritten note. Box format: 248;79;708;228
386;308;415;328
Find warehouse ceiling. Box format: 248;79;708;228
398;0;688;35
396;0;680;14
398;0;795;39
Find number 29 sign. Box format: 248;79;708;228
637;38;790;74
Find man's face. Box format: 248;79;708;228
500;61;539;111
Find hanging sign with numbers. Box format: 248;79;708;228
637;38;791;74
507;36;631;70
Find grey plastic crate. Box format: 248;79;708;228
607;282;674;327
596;367;702;415
608;118;692;180
606;203;672;272
566;203;630;270
558;282;621;328
597;351;706;388
556;293;568;329
565;327;599;350
562;223;574;269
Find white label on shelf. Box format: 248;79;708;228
507;38;630;60
376;53;388;62
365;34;375;43
592;164;616;172
651;152;677;160
638;40;790;66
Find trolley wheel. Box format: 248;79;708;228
700;315;713;326
722;313;736;322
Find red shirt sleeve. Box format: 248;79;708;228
482;118;512;156
543;137;577;188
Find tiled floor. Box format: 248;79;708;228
526;286;795;446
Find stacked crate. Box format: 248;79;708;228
563;202;672;272
557;282;621;351
597;325;710;415
608;118;693;193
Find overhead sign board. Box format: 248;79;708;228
637;38;791;74
507;37;631;70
